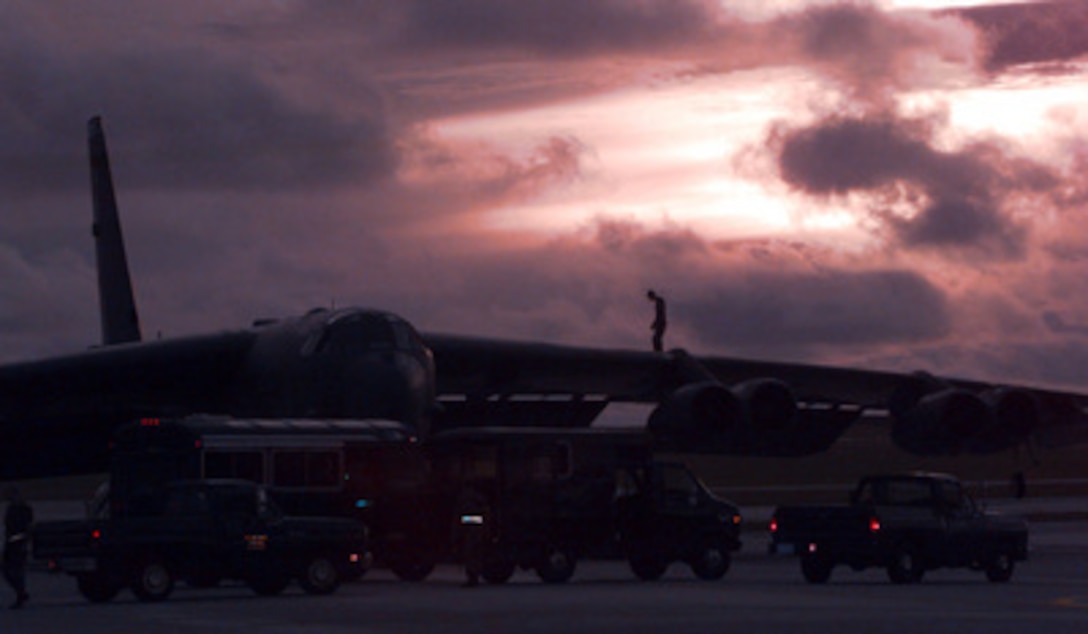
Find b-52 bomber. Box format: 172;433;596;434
1;117;1087;480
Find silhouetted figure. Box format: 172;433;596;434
3;487;32;609
454;485;490;587
1012;471;1027;499
647;290;667;352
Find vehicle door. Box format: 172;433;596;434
935;479;986;565
647;463;714;544
156;486;221;563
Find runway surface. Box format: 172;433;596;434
5;521;1087;634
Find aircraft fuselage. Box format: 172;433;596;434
0;307;435;479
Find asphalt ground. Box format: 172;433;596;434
4;520;1087;634
5;420;1085;632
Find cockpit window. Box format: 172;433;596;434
308;312;398;355
299;309;430;358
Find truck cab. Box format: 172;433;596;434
424;428;743;584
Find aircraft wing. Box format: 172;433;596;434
0;332;255;422
0;331;256;478
424;333;1088;456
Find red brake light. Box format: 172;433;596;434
868;517;881;533
769;518;779;533
91;529;102;540
140;417;160;427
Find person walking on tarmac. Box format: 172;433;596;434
4;486;33;609
454;484;491;587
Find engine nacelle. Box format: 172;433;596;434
969;388;1040;453
648;378;814;454
647;381;745;451
890;369;1041;455
891;386;994;456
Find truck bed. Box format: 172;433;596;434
770;505;874;554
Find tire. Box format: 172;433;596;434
130;557;175;602
985;550;1015;583
800;553;833;584
247;558;292;596
690;541;732;581
887;546;924;584
76;572;122;604
629;553;668;582
299;555;341;595
535;546;576;584
390;559;435;582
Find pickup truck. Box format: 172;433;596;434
769;473;1028;584
33;479;369;603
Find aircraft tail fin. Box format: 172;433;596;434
89;116;142;345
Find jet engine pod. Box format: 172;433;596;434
967;388;1040;453
647;380;745;452
732;378;798;432
890;386;994;456
647;378;800;453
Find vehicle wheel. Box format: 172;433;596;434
247;558;292;596
130;557;175;602
629;553;669;582
690;541;731;581
887;546;924;584
800;553;833;584
76;572;122;603
390;559;436;582
299;555;341;595
985;550;1015;583
482;555;516;585
535;546;576;584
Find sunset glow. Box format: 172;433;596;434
4;0;1088;394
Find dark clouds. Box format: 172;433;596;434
767;112;1059;257
395;0;719;55
773;3;976;103
680;268;950;352
395;219;954;362
1043;311;1088;336
0;22;394;194
2;0;1088;397
956;0;1088;71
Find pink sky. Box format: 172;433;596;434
3;1;1088;393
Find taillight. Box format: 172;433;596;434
868;517;881;533
769;517;779;533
